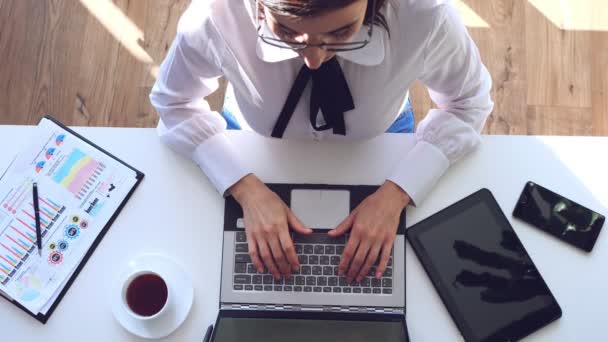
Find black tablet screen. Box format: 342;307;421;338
415;199;557;341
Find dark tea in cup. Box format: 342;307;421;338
125;272;169;317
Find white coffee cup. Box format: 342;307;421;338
121;270;171;321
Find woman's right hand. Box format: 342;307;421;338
229;174;312;279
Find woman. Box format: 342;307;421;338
150;0;494;284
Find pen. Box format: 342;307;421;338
32;182;43;256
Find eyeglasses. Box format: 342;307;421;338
256;0;375;52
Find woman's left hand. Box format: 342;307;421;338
328;181;410;283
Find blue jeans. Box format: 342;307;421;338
221;97;415;134
385;98;415;133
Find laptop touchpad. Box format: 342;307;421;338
291;189;350;229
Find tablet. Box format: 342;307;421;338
407;189;562;342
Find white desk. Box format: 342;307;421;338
0;127;606;341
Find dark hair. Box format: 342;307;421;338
258;0;390;33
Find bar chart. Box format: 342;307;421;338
0;186;65;286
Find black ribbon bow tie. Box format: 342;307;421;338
271;57;355;138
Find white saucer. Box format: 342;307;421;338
111;254;194;339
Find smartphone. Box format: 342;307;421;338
513;181;605;252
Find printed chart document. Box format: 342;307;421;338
0;117;142;319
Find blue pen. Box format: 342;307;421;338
32;182;43;256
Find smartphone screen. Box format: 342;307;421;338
513;181;605;252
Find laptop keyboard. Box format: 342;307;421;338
233;232;393;295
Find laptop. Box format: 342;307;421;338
205;184;409;341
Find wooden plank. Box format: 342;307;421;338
0;1;91;125
525;0;592;108
72;0;122;127
591;31;608;136
526;105;594;136
105;0;153;127
29;0;63;124
0;0;43;124
42;0;89;126
472;0;528;135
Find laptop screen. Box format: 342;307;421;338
211;314;406;342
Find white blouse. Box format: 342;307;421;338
150;0;494;205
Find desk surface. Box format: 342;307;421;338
0;126;606;341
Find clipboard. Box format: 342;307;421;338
0;115;144;323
